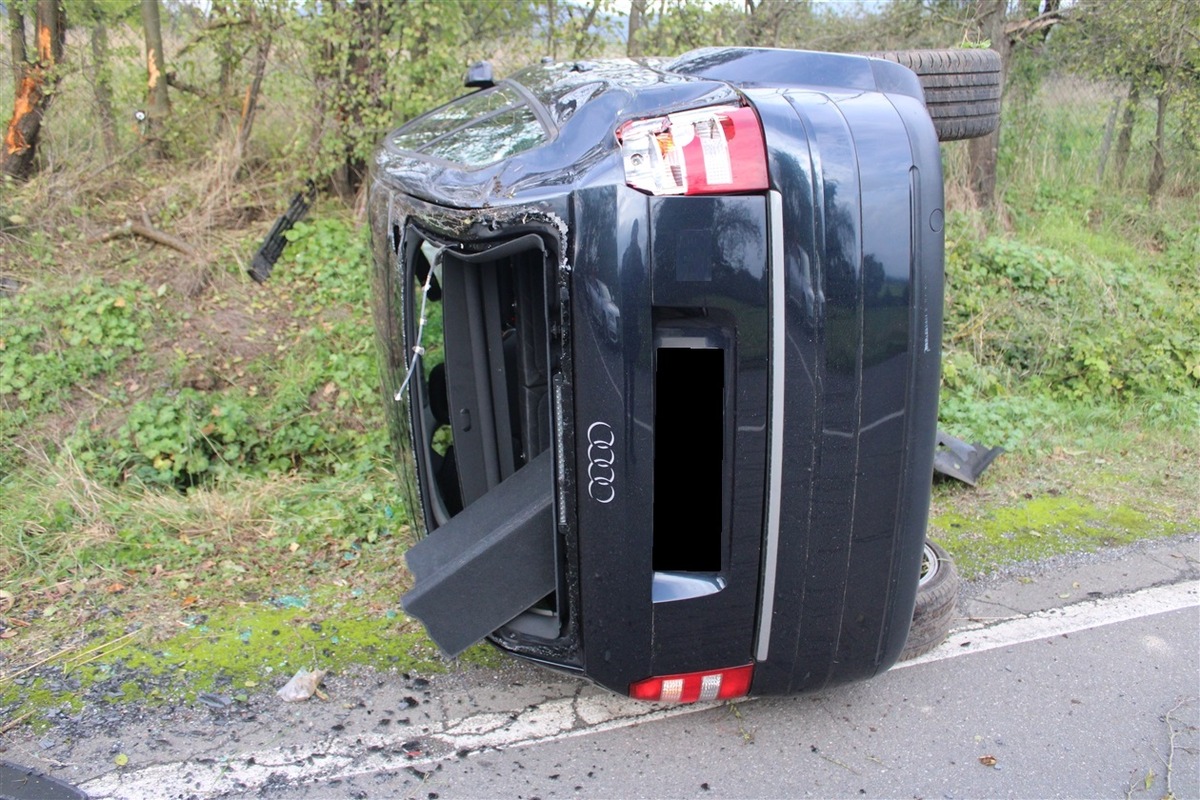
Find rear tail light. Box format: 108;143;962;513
617;105;768;196
628;664;754;703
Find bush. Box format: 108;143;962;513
944;233;1200;400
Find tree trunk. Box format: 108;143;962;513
8;7;25;96
1095;95;1122;185
86;0;119;159
1147;88;1169;200
330;0;393;203
1113;83;1139;187
212;0;237;136
627;0;646;57
310;0;340;177
233;34;272;165
966;0;1011;211
141;0;170;158
2;0;65;181
334;1;374;201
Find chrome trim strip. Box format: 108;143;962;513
756;190;786;662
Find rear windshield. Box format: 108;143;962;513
389;85;549;168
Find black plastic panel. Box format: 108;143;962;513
402;452;556;656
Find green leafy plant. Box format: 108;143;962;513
59;216;391;492
0;280;151;406
0;280;154;471
84;389;261;488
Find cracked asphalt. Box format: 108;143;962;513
2;535;1196;800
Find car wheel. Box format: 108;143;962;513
900;540;960;661
863;49;1002;142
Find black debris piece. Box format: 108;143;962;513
248;180;317;283
933;430;1004;486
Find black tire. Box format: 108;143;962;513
863;49;1002;142
900;540;960;661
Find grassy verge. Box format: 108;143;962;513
929;209;1198;572
1;183;501;728
930;423;1195;578
932;85;1199;573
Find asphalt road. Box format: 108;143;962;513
6;537;1197;800
359;602;1199;800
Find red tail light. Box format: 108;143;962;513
616;105;769;196
628;664;754;703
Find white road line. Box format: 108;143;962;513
897;579;1199;669
80;580;1199;799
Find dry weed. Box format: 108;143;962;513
130;473;300;548
17;447;122;574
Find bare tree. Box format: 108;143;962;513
211;0;239;136
2;0;66;181
141;0;171;157
84;0;120;159
233;11;272;166
627;0;647;57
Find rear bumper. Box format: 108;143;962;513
370;84;943;697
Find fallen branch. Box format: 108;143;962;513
93;219;197;258
0;643;78;685
0;711;33;735
0;629;143;686
1158;697;1197;800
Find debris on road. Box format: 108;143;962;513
197;692;233;709
277;668;327;702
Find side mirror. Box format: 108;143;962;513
464;61;495;89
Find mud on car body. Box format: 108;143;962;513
369;47;999;702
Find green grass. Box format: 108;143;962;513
0;586;506;730
933;496;1179;578
0;207;473;726
929;417;1196;579
0;211;402;582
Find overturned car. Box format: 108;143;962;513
370;47;999;702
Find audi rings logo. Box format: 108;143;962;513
586;421;616;504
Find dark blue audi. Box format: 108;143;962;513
369;47;999;702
